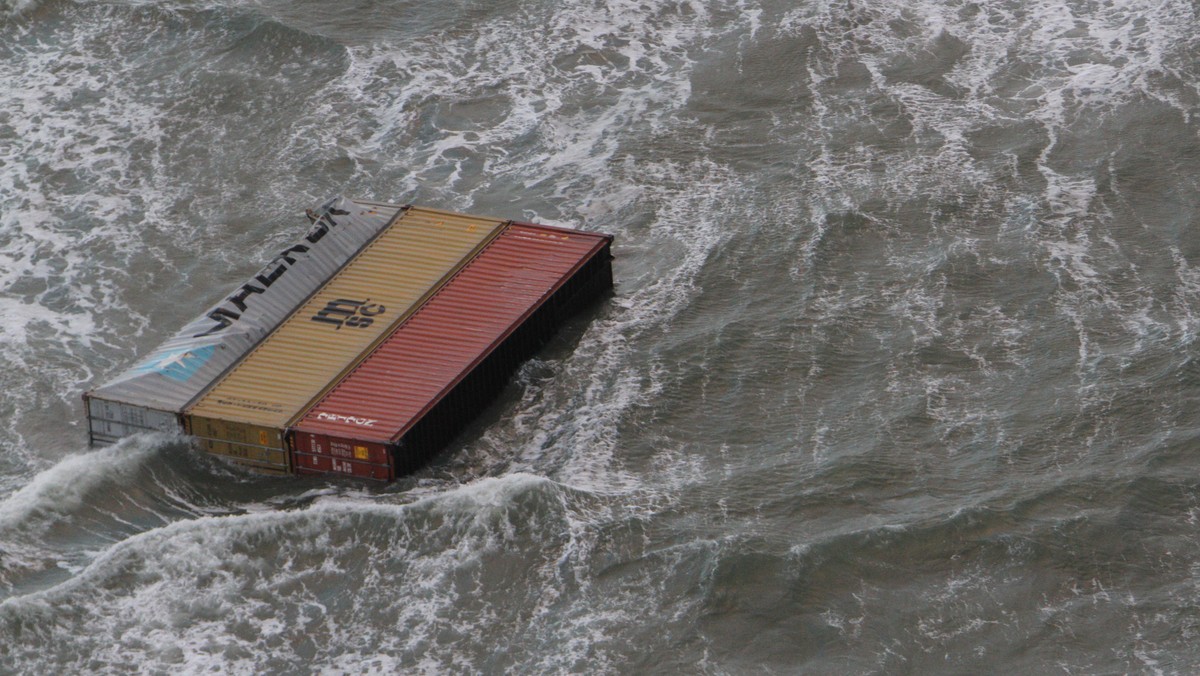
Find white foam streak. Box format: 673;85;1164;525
406;472;556;516
323;0;726;207
0;297;96;348
0;435;165;535
789;0;1199;393
494;159;740;495
0;473;616;672
1;0;38;15
309;0;757;495
0;7;193;460
0;15;758;667
1171;249;1200;346
2;473;562;598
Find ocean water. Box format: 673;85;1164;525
2;0;1200;672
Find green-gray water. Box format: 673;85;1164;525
2;0;1200;672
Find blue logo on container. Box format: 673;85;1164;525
134;345;216;382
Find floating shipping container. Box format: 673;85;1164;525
83;197;400;445
290;222;614;480
184;206;509;474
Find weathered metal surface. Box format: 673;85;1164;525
291;222;614;478
185;206;508;471
84;196;400;444
293;452;394;481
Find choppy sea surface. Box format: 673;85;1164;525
2;0;1200;672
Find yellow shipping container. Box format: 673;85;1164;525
185;206;507;472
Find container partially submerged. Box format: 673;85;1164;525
83;197;400;445
184;206;510;474
290;222;614;480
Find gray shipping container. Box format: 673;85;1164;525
84;196;401;444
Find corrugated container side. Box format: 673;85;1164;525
383;236;614;473
291;451;393;481
291;433;389;463
83;196;400;444
185;206;508;473
186;415;291;471
86;398;180;445
292;224;614;479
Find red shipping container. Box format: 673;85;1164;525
289;222;614;479
293;451;393;481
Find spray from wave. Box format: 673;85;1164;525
0;473;635;672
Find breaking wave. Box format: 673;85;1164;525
3;0;1200;671
0;474;635;672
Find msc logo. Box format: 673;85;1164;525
311;298;386;329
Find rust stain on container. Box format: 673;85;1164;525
185;206;507;473
290;222;614;480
